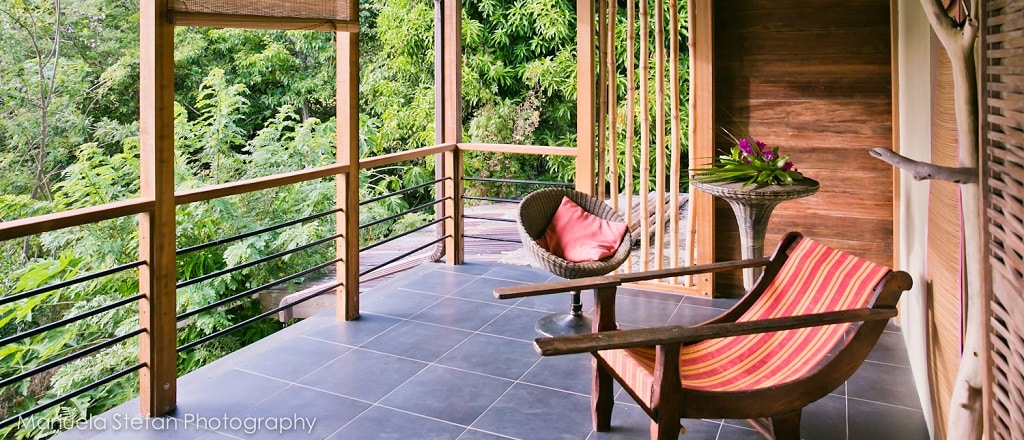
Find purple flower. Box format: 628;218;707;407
755;140;767;151
781;161;794;171
762;149;776;160
738;139;754;156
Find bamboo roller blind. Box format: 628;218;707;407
168;0;356;30
983;0;1024;438
926;47;962;440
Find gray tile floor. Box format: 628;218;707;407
58;261;929;439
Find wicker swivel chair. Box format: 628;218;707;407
516;188;631;335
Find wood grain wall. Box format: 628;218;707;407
711;0;894;295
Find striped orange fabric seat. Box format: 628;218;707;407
599;238;890;407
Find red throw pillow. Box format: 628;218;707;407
536;196;628;262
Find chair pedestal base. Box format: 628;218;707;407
536;290;592;336
536;312;592;336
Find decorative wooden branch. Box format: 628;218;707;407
869;148;978;184
916;1;984;439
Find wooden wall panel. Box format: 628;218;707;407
711;0;894;295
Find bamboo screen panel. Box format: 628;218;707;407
983;0;1024;438
926;47;963;440
595;0;697;293
169;0;356;31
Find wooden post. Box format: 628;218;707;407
638;0;650;271
654;0;666;271
596;0;608;201
669;0;682;276
688;0;715;295
337;29;360;321
138;0;177;416
576;0;596;194
438;0;464;265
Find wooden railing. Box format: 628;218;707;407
0;142;454;429
0;136;712;434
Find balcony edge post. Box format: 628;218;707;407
337;29;360;321
138;0;177;416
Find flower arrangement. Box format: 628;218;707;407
690;130;804;187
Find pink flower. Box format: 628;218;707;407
738;139;755;156
762;149;776;160
781;161;794;171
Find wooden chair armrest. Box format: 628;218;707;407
494;276;621;299
493;257;771;300
535;307;897;356
611;257;771;284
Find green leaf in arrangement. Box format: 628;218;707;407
689;129;804;188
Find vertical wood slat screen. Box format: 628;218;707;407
168;0;357;31
983;0;1024;438
596;0;696;293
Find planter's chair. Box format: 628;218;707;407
495;232;913;440
516;188;631;335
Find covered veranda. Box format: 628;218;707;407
3;0;1021;438
57;261;927;439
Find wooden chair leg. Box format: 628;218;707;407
650;405;681;440
770;409;802;440
592;358;614;431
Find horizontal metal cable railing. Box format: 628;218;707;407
360;235;448;277
178;281;340;352
0;363;145;429
357;172;451;277
175;154;451;353
176;227;343;290
0;261;145;308
0;141;578;434
173;197;341;352
461;176;573;244
0;257;146;431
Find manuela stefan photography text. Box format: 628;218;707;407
20;413;317;435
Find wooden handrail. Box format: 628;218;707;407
492;258;770;299
458;142;578;156
176;143;458;206
535;308;898;356
175;163;351;205
494;276;621;299
3;141;568;243
0;199;155;242
359;143;456;169
613;257;771;284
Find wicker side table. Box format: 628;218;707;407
692;178;819;289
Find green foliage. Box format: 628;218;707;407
174;27;337;140
462;0;578;147
464;95;553;197
691;134;803;187
360;0;436;155
0;0;139;201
